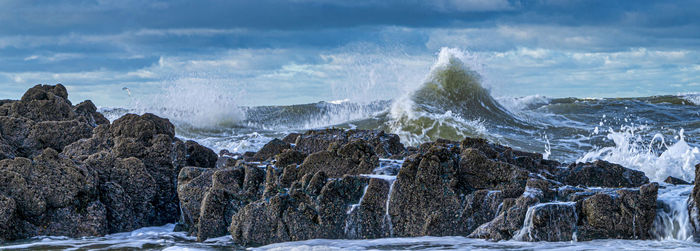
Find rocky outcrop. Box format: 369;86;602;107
177;164;265;241
291;129;404;158
216;135;658;245
298;140;379;178
0;84;214;241
556;160;649;188
0;84;108;159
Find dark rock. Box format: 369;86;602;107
292;129;404;157
275;149;307;168
177;165;265;241
664;176;690;185
11;84;74;122
298;140;378;178
254;138;291;161
556;160;649;188
468;186;543;240
515;202;577;241
389;145;468;237
185;140;218;168
24;120;93;154
282;133;300;144
0;148;106;240
459;148;530;196
688;164;700;240
577;182;658;240
73;100;109;126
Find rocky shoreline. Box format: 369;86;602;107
0;84;698;246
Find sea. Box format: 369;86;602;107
2;48;700;250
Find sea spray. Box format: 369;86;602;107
131;79;246;130
578;127;700;182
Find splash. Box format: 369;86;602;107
131;79;246;130
578;126;700;182
386;47;518;145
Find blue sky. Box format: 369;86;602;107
0;0;699;107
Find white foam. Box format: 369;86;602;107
578;126;700;182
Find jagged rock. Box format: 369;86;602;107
229;175;369;246
469;186;543;240
664;176;690;185
459;147;530;197
577;182;658;240
389;144;469;237
24;120;93;154
177;165;266;241
0;148;106;240
185;140;218;168
688;164;700;240
461;190;504;234
556;160;649;188
291;129;404;157
10;84;74;122
177;167;216;235
274;149;307;168
298;140;378;178
73;100;109;126
515;202;577;241
254;138;291;161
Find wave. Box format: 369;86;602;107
386;48;529;145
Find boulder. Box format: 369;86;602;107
254;138;291;161
556;160;649;188
185;140;218;168
291;129;404;157
298;140;378;178
577;182;658;240
664;176;691;185
274;149;307;168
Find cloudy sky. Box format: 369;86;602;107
1;0;699;107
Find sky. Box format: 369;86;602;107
0;0;699;107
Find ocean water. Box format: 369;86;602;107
3;48;700;250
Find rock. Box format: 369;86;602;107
177;167;215;235
177;165;266;241
254;138;291;161
389;144;470;237
515;202;577;241
459;147;530;196
664;176;690;185
274;149;307;168
689;164;700;240
468;186;543;240
11;84;74;122
577;182;658;240
73;100;109;126
292;129;404;157
556;160;649;188
0;148;106;240
185;140;218;168
24;120;93;155
229;175;370;246
281;133;300;144
298;140;378;178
